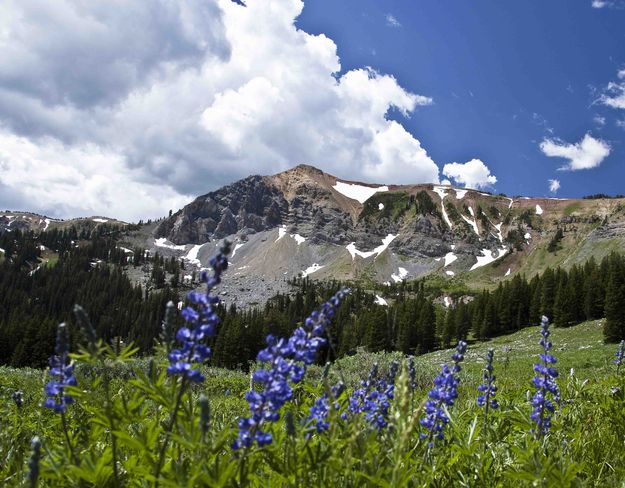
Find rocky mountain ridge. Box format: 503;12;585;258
3;164;625;307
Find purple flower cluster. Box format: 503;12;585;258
307;381;345;434
345;361;400;431
408;357;417;392
167;241;230;383
477;348;498;412
420;341;467;445
530;316;560;437
615;340;625;373
233;288;349;450
44;323;77;413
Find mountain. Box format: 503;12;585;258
0;211;127;234
141;164;625;305
3;165;625;307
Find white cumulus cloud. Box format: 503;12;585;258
548;179;561;193
386;14;401;28
599;69;625;110
442;159;497;189
0;0;441;221
540;134;611;171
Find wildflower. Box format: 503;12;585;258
12;390;24;408
615;340;625;373
28;436;41;488
530;316;560;438
233;288;349;449
408;357;417;392
344;360;401;431
420;341;467;446
167;241;230;383
477;348;498;411
307;381;345;434
44;323;77;413
199;394;210;437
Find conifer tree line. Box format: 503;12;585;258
0;227;179;367
1;225;625;370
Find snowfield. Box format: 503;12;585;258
332;181;389;203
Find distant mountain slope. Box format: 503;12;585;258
4;165;625;306
148;165;625;300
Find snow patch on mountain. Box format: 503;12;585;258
155;238;186;251
375;295;388;306
301;263;324;278
332;181;389;203
346;234;397;260
470;247;508;271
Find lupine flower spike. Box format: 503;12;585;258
530;315;560;438
420;341;467;447
28;436;41;488
477;348;498;423
233;288;349;449
307;381;345;434
614;340;625;373
167;241;231;383
44;323;77;413
343;361;400;431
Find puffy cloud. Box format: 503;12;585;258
540;134;611;171
591;0;625;7
548;179;561;193
0;132;190;222
0;0;440;221
386;14;401;28
599;69;625;110
442;159;497;189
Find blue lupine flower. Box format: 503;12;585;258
530;316;560;437
420;341;467;446
233;288;349;450
408;357;417;392
344;360;400;431
477;348;498;413
307;381;345;434
44;323;77;414
167;241;230;383
615;340;625;373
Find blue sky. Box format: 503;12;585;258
299;0;625;197
0;0;623;221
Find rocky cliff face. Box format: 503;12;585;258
152;165;625;299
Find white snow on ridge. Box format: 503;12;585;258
524;232;531;240
378;203;385;210
117;246;134;254
505;268;511;277
276;225;287;242
231;243;245;257
0;248;4;254
375;295;388;306
462;214;479;236
432;186;453;229
155;238;186;251
535;204;543;215
470;247;509;271
495;223;503;243
391;267;408;283
185;244;203;266
92;218;108;223
346;234;397;260
333;181;389;203
455;189;468;199
444;252;457;267
301;263;324;278
291;234;306;245
444;296;451;308
446;270;455;276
